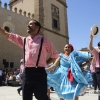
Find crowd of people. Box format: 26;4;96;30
0;68;21;86
0;20;100;100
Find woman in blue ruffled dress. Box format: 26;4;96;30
46;44;92;100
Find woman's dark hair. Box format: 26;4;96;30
33;20;41;33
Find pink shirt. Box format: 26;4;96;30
8;33;58;67
90;59;95;72
91;48;100;68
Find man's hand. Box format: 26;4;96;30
90;34;93;39
49;70;55;73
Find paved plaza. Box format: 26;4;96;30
0;86;98;100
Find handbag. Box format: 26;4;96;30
67;68;74;82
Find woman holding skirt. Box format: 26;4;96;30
46;44;92;100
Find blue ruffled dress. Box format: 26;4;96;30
83;71;93;85
47;51;91;100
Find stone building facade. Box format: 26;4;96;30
0;0;69;69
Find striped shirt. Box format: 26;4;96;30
91;48;100;68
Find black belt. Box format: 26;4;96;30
25;66;44;68
25;67;45;72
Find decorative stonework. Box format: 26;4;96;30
7;15;12;20
10;0;18;4
43;27;69;39
79;48;90;52
51;5;59;19
4;3;7;9
51;4;60;30
39;0;44;27
56;0;67;8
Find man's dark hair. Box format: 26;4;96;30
33;20;41;33
97;42;100;46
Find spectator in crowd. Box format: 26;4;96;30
17;59;25;95
0;68;3;86
5;73;9;86
6;73;14;86
2;69;6;86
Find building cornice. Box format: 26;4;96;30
9;0;18;5
43;27;69;39
79;48;90;52
56;0;67;8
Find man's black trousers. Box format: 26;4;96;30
22;67;48;100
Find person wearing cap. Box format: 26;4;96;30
0;20;58;100
89;34;100;100
17;59;24;95
19;59;24;76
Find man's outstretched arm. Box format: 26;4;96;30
89;34;94;51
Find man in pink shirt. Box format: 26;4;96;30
90;58;98;93
0;20;58;100
89;34;100;100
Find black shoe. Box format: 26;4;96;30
50;87;55;91
17;89;21;95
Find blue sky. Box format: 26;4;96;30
1;0;100;50
67;0;100;50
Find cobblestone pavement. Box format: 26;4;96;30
0;86;98;100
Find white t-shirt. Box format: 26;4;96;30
16;74;20;81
